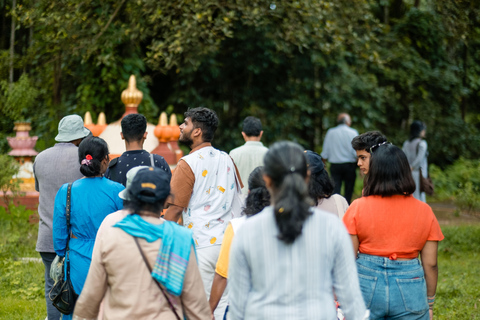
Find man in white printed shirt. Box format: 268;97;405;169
229;116;269;194
164;107;243;320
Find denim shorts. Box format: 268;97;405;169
356;253;429;320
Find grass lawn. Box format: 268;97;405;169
1;205;480;319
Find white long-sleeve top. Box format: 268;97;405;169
228;206;367;320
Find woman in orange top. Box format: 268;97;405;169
343;143;443;320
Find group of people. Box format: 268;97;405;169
33;108;442;320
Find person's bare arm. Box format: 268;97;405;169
209;272;227;314
420;241;438;320
164;205;184;222
350;234;359;257
164;160;194;222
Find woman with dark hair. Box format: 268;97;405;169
343;143;444;320
402;120;428;202
72;167;211;319
209;166;270;318
305;150;349;219
53;136;124;319
228;142;368;320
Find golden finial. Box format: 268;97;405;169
97;112;107;125
84;111;93;125
159;112;168;126
121;75;143;108
169;114;178;126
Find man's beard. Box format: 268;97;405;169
179;133;193;148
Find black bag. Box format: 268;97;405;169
419;167;434;196
49;183;79;314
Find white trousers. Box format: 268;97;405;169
197;245;228;320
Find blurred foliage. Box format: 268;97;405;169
0;0;479;169
0;155;20;211
430;158;480;212
436;225;480;319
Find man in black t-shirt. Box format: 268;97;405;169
105;114;171;186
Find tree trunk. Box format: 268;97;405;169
53;53;62;105
9;0;16;85
414;0;420;8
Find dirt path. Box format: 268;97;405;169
430;202;480;226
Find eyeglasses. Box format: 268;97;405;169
369;141;391;154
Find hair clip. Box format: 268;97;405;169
81;154;93;166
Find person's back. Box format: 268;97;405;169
33;114;90;320
321;113;358;203
165;107;243;320
81;216;209;319
343;143;443;319
73;167;211;320
229;116;268;194
402;121;428;202
182;146;237;247
345;195;440;259
35;143;83;251
53;137;124;320
105;113;171;186
231;207;361;319
228;141;367;320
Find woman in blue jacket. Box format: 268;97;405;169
53;136;124;319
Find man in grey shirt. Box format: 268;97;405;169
321;113;359;204
33;115;90;320
229;116;269;194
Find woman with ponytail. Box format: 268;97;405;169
209;166;270;318
228;141;368;320
53;137;124;319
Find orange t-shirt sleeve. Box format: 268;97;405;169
427;213;444;241
342;202;358;235
215;223;234;278
167;160;195;208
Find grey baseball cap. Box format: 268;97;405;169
118;166;150;201
55;115;91;142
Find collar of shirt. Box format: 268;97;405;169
244;141;264;147
189;142;212;154
123;149;148;155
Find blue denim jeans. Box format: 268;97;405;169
40;252;62;320
356;253;429;320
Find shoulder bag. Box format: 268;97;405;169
134;236;181;320
49;182;79;314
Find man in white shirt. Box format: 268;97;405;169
164;107;243;320
229;116;269;194
321;113;358;203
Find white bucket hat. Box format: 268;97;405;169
118;165;150;201
55;115;91;142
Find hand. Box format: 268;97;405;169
429;308;433;320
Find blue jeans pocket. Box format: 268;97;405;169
358;273;377;309
396;277;428;314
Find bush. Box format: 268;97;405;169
430;158;480;212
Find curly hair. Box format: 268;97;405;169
184;107;219;142
243;166;270;217
351;131;387;152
